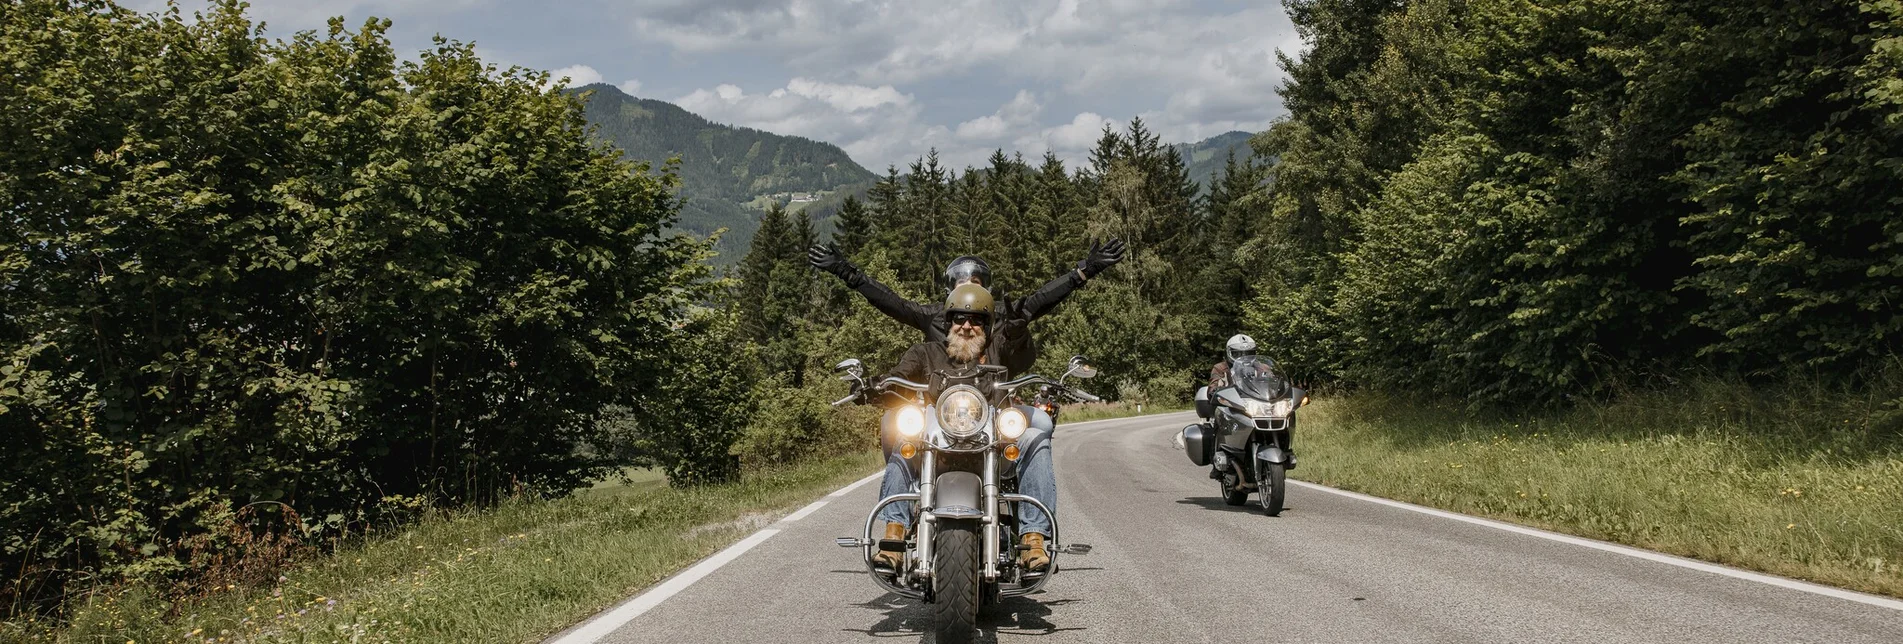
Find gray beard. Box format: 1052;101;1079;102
947;331;986;363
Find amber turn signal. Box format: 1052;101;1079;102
900;442;917;459
1004;444;1021;461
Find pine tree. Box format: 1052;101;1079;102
831;195;874;260
737;202;792;342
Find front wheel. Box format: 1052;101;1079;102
1219;466;1249;506
932;522;981;643
1257;459;1286;516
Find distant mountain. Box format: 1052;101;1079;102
571;83;878;262
1171;131;1261;196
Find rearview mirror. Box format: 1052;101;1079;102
834;358;864;381
1065;355;1098;380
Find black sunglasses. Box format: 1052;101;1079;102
949;312;990;327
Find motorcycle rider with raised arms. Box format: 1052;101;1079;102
867;284;1062;572
808;239;1125;376
818;240;1123;575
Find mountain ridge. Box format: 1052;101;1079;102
573;84;1262;258
572;83;877;261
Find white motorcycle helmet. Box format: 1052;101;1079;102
1225;334;1257;362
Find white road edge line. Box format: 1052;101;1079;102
548;528;783;644
548;411;1190;643
547;470;881;644
826;472;883;499
1288;480;1903;612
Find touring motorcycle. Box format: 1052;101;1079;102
832;356;1101;642
1180;355;1307;515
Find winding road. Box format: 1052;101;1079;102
549;411;1903;643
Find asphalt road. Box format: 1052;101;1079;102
556;411;1903;643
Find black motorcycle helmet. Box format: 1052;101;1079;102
941;255;991;290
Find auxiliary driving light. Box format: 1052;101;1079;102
896;405;925;437
998;408;1029;440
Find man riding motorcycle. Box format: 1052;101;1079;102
1210;333;1255;390
870;284;1060;573
1208;334;1296;470
808;239;1126;376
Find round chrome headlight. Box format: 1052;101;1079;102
936;387;988;439
896;405;925;437
997;408;1028;440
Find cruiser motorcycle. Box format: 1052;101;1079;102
832;357;1100;643
1180;355;1307;516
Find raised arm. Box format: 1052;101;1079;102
809;243;937;333
1015;238;1126;321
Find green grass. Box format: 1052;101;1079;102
1057;401;1192;423
9;452;880;643
1292;378;1903;598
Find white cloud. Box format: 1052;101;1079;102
956;90;1041;141
1014;112;1119;161
628;0;1296;168
676;78;960;170
548;64;603;87
618;78;644;95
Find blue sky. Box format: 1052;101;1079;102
129;0;1304;171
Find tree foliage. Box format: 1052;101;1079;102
0;0;713;612
1247;0;1903;402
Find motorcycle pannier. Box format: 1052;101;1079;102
1194;386;1213;418
1182;423;1214;466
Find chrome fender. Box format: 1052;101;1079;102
933;471;984;518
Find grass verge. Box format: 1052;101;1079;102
1057;401;1191;423
7;451;880;643
1292;378;1903;598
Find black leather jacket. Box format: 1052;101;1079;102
841;269;1089;376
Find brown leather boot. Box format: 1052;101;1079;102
873;522;906;570
1018;532;1050;572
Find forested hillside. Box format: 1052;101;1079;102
1172;130;1260;196
730;128;1273;408
1242;0;1903;402
573;83;877;259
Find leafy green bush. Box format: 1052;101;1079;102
0;0;710;614
731;378;878;470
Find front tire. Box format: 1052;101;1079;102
1258;459;1286;516
1220;466;1249;506
932;522;981;643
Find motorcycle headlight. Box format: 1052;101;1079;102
936;387;988;439
1244;400;1295;418
896;405;925;437
997;408;1028;440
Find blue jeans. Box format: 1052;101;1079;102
876;406;1056;538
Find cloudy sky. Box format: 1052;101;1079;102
128;0;1303;171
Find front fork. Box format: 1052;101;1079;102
915;450;937;579
982;449;1000;582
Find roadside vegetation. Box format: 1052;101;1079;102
4;452;879;643
1294;371;1903;598
6;0;1902;638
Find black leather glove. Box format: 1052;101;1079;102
1076;238;1126;278
807;243;859;281
992;294;1029;339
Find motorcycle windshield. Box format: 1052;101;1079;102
1229;356;1286;401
